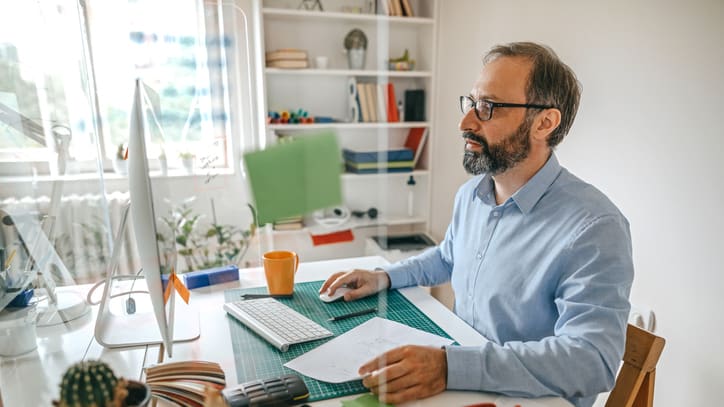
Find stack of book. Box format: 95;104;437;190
273;214;304;231
343;127;428;174
343;148;414;174
265;48;309;69
145;360;226;407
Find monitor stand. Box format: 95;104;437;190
95;287;199;348
94;203;199;349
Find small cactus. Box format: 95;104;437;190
55;360;127;407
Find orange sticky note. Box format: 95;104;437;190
163;271;191;304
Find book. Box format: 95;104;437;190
386;82;399;122
342;148;414;163
345;164;413;174
266;59;309;69
390;0;402;16
273;214;304;231
361;83;377;122
365;83;378;122
265;48;308;61
145;360;226;407
401;0;414;17
404;127;429;167
346;160;415;170
357;83;370;122
274;214;303;223
404;89;426;121
273;222;304;231
376;83;388;122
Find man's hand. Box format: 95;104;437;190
318;269;390;302
358;345;447;404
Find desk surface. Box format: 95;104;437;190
0;256;572;407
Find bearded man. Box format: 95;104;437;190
321;42;633;407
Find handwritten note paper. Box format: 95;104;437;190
284;317;453;383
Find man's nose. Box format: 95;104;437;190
459;108;479;133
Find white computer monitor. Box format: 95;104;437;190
94;79;198;357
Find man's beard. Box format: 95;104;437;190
462;117;533;176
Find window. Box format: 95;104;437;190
0;0;242;177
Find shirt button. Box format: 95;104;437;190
492;212;499;217
476;252;482;259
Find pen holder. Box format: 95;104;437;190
0;304;38;357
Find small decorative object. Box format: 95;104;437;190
267;109;316;124
344;28;368;70
112;143;128;175
158;149;168;176
314;56;329;69
388;49;415;71
53;360;151;407
298;0;323;11
179;152;195;174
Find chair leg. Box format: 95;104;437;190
632;369;656;407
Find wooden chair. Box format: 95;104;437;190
605;324;666;407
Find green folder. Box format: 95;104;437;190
243;132;342;225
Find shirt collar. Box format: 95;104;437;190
474;153;562;214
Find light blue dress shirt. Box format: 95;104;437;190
384;154;633;407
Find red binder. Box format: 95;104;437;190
404;127;429;167
386;83;399;122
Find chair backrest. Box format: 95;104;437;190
605;324;666;407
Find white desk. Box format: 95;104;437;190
0;256;572;407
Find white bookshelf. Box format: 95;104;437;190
255;0;438;246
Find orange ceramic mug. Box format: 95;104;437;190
263;251;299;295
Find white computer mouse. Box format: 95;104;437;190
319;286;352;303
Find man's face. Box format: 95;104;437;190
459;56;534;176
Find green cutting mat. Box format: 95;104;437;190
223;281;454;402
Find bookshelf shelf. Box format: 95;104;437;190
341;170;429;180
267;122;429;131
265;68;432;78
262;8;434;25
271;215;428;236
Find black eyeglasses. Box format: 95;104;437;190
459;95;553;121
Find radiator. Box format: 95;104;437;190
0;192;139;285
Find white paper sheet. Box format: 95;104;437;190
284;317;454;383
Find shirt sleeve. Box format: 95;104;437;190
382;200;459;289
382;184;464;289
445;214;633;402
383;243;453;289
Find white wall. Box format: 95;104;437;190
433;1;724;405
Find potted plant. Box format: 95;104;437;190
157;198;254;273
179;152;195;174
112;143;128;175
53;360;150;407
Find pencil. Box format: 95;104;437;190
328;307;377;322
4;249;16;269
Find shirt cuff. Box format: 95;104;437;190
445;345;484;391
379;263;415;289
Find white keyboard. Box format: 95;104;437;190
223;297;333;352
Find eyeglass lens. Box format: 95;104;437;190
460;96;491;121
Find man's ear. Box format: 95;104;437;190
532;108;561;143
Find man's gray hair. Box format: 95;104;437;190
484;42;581;148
